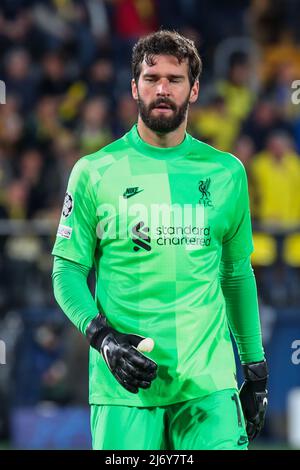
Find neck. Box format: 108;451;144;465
137;116;187;148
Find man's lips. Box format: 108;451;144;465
151;101;175;110
152;104;174;112
153;107;172;112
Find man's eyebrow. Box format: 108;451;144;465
142;73;185;79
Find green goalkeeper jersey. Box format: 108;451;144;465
52;124;254;406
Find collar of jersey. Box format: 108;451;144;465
127;124;191;160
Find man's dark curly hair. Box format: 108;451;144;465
132;30;202;87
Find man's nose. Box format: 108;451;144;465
156;79;170;96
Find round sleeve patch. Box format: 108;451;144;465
62;192;73;218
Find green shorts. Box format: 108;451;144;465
90;388;248;450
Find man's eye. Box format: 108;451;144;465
170;78;181;83
145;77;154;82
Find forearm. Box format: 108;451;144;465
52;256;157;394
52;255;99;335
220;257;265;364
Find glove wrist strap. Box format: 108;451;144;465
242;359;268;382
86;313;112;350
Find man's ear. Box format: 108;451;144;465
131;78;138;101
189;80;199;104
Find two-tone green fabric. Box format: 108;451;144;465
52;124;262;407
90;388;249;450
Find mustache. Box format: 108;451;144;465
149;98;177;111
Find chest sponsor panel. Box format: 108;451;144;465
95;170;232;253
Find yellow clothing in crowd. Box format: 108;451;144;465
217;81;255;122
250;150;300;229
191;107;239;152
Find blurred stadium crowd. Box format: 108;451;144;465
0;0;300;449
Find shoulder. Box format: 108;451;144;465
189;134;246;178
78;133;130;167
70;133;131;179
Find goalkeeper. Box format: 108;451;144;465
52;30;268;450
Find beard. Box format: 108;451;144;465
137;93;190;134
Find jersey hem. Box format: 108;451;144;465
89;385;238;407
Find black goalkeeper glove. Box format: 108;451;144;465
239;359;268;441
86;313;157;394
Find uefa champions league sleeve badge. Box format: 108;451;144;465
62;192;74;218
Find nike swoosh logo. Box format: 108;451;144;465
123;189;144;199
237;436;248;446
102;344;112;370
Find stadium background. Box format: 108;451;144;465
0;0;300;450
